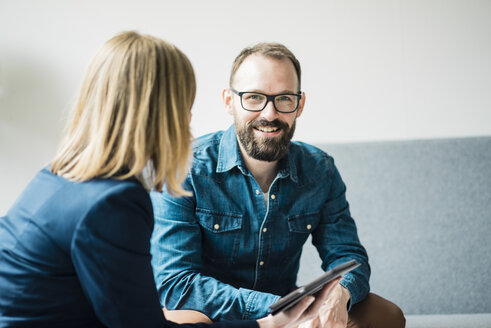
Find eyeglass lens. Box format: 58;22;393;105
241;93;298;112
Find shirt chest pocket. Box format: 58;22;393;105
196;208;243;265
283;213;320;261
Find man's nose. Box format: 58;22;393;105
260;100;279;121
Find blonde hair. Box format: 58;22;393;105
51;31;195;196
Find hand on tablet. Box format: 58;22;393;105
269;259;359;315
257;277;341;328
298;283;350;328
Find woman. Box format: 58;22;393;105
0;32;337;328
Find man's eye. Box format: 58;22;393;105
276;95;293;102
246;94;265;101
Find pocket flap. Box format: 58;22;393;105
196;208;243;233
287;212;319;233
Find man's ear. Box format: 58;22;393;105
222;88;234;116
295;92;306;118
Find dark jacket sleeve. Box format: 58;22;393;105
70;180;258;328
70;181;166;327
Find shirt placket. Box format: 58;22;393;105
252;177;280;290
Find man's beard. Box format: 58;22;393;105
235;118;296;162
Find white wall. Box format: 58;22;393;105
1;0;490;214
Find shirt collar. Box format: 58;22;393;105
216;125;245;173
216;124;298;183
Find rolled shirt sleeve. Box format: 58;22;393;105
312;157;370;310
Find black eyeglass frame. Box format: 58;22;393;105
230;88;302;113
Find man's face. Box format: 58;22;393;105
224;54;305;162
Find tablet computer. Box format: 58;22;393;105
269;259;360;315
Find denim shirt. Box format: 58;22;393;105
150;125;370;321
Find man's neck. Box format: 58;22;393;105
238;142;279;193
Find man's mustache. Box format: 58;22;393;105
248;119;289;130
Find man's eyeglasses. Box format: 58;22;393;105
230;88;302;113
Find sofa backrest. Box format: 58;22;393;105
298;136;491;315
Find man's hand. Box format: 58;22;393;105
298;283;350;328
257;278;342;328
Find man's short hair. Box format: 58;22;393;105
229;42;302;91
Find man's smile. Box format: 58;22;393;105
254;125;281;136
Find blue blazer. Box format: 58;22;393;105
0;167;257;328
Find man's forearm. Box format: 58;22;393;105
161;272;280;321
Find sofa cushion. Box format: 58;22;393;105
406;313;491;328
298;137;491;315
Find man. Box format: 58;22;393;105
150;43;405;328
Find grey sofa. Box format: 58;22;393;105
298;136;491;327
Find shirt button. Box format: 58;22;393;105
263;227;268;233
255;189;260;195
214;224;220;230
271;194;276;200
307;224;312;230
259;261;264;266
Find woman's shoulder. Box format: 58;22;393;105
21;167;152;237
38;166;148;202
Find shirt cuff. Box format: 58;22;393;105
242;289;281;320
339;273;361;312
